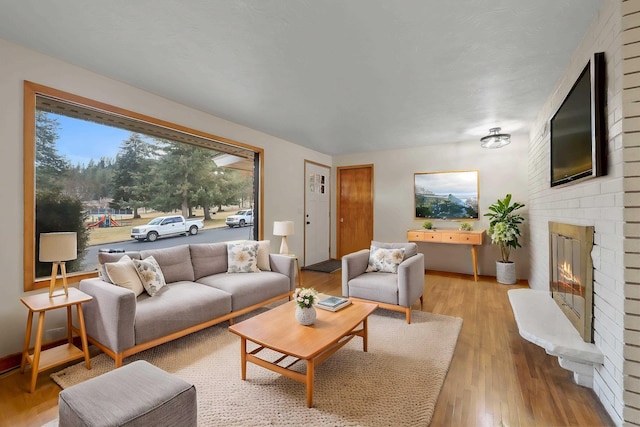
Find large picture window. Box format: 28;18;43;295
24;81;263;291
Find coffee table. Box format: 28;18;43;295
228;299;377;407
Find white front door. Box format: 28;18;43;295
304;161;331;266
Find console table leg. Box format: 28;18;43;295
471;245;479;281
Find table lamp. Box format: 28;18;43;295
39;232;77;297
273;221;294;255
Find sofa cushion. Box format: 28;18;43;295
228;240;271;271
227;242;260;273
132;256;167;296
134;281;232;345
197;272;290;311
189;243;228;280
104;255;145;296
371;241;417;260
140;245;195;283
348;272;399;305
366;246;405;273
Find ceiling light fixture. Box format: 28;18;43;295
480;127;511;149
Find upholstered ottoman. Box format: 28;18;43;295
58;360;197;427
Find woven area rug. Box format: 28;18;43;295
302;259;342;273
52;309;462;426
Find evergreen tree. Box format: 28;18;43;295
35;111;70;194
110;133;153;218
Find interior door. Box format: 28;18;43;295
337;165;374;257
304;161;331;266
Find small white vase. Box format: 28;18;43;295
295;306;316;325
496;261;517;285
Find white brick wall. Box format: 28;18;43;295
528;1;629;424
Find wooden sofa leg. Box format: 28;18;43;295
406;308;411;324
420;295;424;309
115;354;123;368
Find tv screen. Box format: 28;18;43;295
550;52;606;187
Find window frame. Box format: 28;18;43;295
23;80;264;292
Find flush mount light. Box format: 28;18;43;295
480;127;511;149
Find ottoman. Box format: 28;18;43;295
58;360;197;427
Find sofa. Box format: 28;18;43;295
79;241;296;367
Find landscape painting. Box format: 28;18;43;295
414;170;479;220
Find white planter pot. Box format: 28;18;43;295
496;261;517;284
295;306;316;325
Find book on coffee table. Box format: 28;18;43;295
316;296;351;312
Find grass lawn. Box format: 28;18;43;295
86;208;244;246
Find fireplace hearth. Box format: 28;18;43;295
549;222;594;342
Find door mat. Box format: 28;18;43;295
302;259;342;273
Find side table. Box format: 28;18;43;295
20;287;93;393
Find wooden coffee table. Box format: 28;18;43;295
228;299;377;407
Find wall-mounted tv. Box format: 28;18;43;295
550;52;607;187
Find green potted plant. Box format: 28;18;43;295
422;221;434;230
459;222;473;231
484;194;525;284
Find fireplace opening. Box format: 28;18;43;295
549;222;595;342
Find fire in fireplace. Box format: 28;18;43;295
549;222;594;342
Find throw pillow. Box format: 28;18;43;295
366;246;406;273
227;242;260;273
226;240;271;271
132;256;167;296
104;255;145;296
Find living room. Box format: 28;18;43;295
0;1;638;426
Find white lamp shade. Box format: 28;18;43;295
39;232;77;262
273;221;294;237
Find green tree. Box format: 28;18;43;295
35;111;70;194
110;133;153;218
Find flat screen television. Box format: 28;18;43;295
550;52;607;187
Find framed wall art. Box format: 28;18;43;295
414;170;479;220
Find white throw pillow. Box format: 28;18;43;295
104;255;145;296
365;246;406;273
227;242;260;273
132;256;167;296
227;240;271;271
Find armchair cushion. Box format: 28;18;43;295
371;241;418;260
365;246;405;273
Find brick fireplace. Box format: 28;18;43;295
548;222;594;342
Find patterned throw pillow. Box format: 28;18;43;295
104;255;145;296
365;246;406;273
227;242;260;273
132;256;167;296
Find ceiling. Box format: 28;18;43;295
0;0;603;155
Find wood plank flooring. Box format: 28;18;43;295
0;270;613;426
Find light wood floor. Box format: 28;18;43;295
1;270;613;426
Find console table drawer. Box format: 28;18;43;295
441;232;483;245
406;230;442;242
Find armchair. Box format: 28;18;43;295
341;242;425;323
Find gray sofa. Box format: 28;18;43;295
79;242;295;367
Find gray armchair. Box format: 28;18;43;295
341;242;425;323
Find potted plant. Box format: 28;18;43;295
484;194;525;284
422;221;435;231
293;287;319;325
459;222;473;231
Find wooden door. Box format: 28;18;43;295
337;165;374;257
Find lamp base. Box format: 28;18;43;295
49;261;69;298
279;236;290;255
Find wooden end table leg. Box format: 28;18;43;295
66;306;73;343
30;312;46;393
20;310;34;374
306;358;315;408
240;337;247;380
76;304;91;369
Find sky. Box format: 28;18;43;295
51;113;130;166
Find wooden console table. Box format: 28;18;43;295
407;229;486;281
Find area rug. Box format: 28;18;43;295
302;259;342;273
52;309;462;426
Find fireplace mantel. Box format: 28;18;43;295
508;289;603;388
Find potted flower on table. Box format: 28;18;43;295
484;194;525;284
293;287;319;325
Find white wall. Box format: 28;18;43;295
527;1;627;424
0;38;330;360
332;134;530;279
